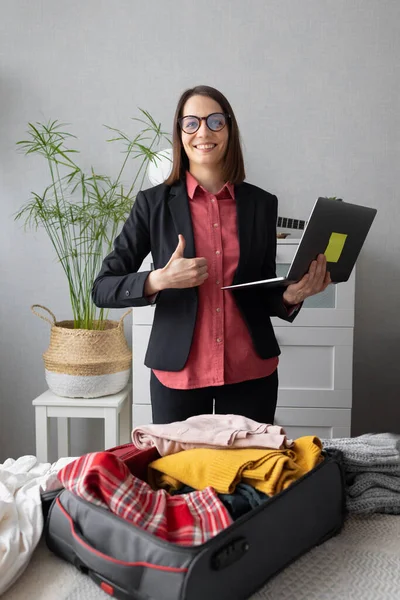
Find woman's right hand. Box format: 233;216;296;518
144;235;208;294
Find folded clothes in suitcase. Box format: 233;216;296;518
43;442;345;600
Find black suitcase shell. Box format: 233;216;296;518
44;447;345;600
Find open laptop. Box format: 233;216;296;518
222;197;377;290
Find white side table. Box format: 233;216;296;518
32;385;132;462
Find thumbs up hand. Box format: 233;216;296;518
161;235;208;289
144;235;209;294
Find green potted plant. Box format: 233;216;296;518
16;112;171;398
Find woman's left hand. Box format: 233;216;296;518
283;254;331;306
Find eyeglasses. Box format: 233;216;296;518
178;113;230;134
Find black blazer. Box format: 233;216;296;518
92;179;299;370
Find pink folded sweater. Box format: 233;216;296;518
131;414;293;457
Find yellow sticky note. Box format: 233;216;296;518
324;232;348;263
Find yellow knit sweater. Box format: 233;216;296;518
148;436;323;496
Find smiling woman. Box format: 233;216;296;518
177;99;230;188
165;86;244;190
92;84;330;425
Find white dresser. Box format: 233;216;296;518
132;238;354;439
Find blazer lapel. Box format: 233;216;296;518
234;183;255;278
168;180;196;258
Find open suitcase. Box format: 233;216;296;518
43;442;346;600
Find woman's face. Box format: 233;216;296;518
180;95;229;172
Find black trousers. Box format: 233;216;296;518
150;370;279;425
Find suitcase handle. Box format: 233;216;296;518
211;536;250;571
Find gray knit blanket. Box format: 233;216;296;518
322;433;400;515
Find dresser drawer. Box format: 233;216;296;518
274;407;351;438
276;242;297;263
132;325;151;405
132;403;153;428
132;304;155;325
275;326;352;408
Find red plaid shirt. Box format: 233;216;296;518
58;451;232;546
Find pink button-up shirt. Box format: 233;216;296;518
153;172;278;389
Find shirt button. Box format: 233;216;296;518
215;250;221;255
216;307;221;312
213;223;218;228
216;280;220;285
216;337;222;343
211;197;215;202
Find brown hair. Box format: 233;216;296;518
164;85;246;186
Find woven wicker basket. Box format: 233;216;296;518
32;305;132;398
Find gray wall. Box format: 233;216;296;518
1;0;399;461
